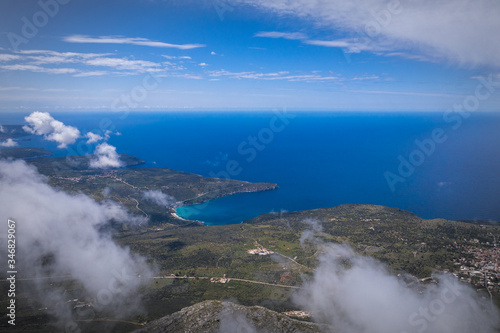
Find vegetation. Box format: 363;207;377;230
1;151;499;332
0;125;28;140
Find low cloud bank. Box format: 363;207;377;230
294;221;500;333
142;189;177;208
0;159;153;327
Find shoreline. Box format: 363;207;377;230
171;209;206;225
171;211;188;221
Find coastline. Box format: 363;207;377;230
172;209;206;226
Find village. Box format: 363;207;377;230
246;247;275;256
449;238;500;292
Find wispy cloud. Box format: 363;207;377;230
304;38;386;53
0;159;152;327
0;50;165;76
0;54;21;61
351;75;380;81
84;57;161;72
73;70;109;77
19;50;113;65
346;89;457;98
243;0;500;68
64;35;206;50
142;190;177;208
162;55;192;60
0;86;37;91
255;31;307;40
295;241;500;332
208;69;341;82
89;142;124;169
0;64;78;74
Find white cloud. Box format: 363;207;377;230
0;54;21;62
166;73;204;80
199;62;208;67
84;57;161;72
18;50;112;66
254;31;307;40
0;50;166;76
0;138;18;147
89;142;124;169
85;132;103;144
162;55;192;60
0;64;78;74
73;70;109;77
243;0;500;68
142;190;177;208
0;86;37;91
294;242;500;332
299;218;323;247
346;89;456;98
0;159;151;325
64;35;205;50
351;75;380;81
304;38;385;53
19;49;112;58
23;111;81;148
85;130;111;144
211;51;217;55
208;69;340;82
219;302;260;333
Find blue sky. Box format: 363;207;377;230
0;0;499;111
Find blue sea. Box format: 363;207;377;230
2;111;500;224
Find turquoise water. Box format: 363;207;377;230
3;111;500;224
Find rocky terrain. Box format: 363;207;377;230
133;300;327;333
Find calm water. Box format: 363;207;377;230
2;111;499;224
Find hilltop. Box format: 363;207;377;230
133;300;327;333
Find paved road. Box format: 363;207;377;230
152;275;301;289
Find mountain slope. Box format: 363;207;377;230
133;300;327;333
